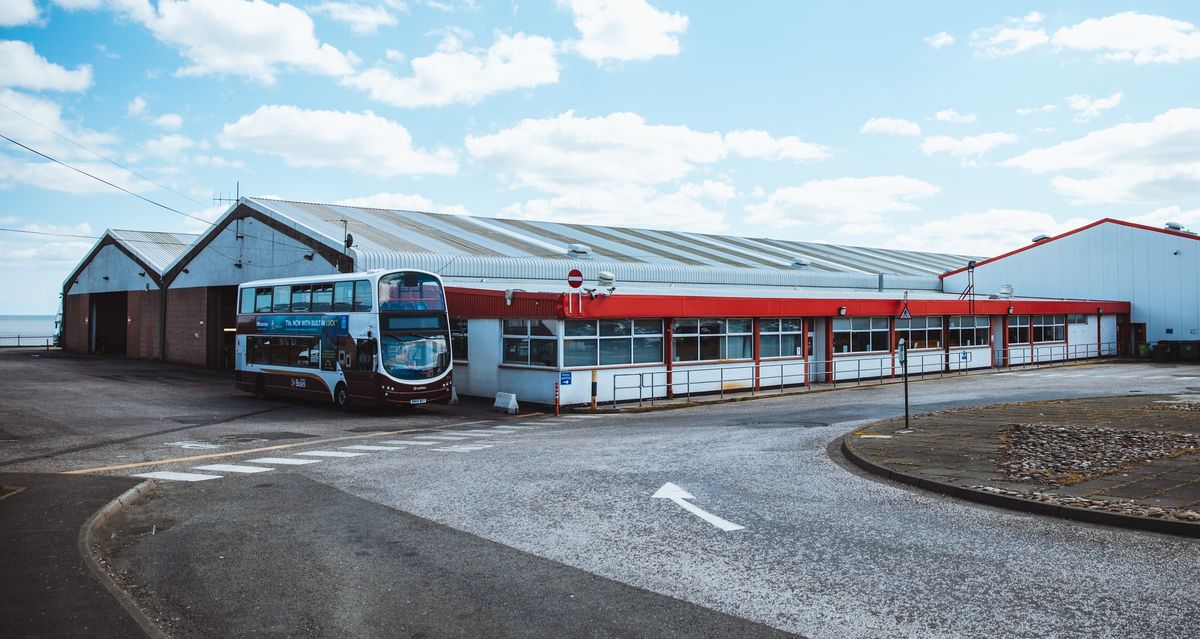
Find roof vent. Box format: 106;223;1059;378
999;284;1014;298
790;256;811;268
1165;221;1185;231
1031;234;1050;243
567;243;592;257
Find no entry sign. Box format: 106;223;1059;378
567;268;584;288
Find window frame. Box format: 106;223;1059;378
670;318;754;363
501;319;558;368
450;318;469;363
1032;314;1066;343
562;318;664;368
894;316;944;351
947;315;990;348
831;317;891;355
759;318;805;359
1007;315;1031;345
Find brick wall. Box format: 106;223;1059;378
126;290;162;360
62;293;89;353
165;287;207;366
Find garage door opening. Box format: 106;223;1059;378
90;292;127;355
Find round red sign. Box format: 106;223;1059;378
567;268;584;288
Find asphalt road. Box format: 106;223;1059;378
4;350;1200;638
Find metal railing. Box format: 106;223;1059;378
610;341;1119;408
0;334;57;348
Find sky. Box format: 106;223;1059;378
2;1;1200;314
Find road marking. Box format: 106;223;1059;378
504;425;538;429
431;445;492;452
860;434;893;439
340;445;404;451
413;435;471;441
247;457;321;465
562;415;603;419
381;440;436;446
133;471;222;482
297;451;367;458
165;441;220;450
194;464;273;474
445;430;497;436
652;482;744;532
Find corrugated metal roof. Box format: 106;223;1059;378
109;229;199;272
231;197;978;289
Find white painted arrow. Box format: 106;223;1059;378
652;482;745;531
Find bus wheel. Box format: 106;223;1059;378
334;383;350;411
253;375;266;398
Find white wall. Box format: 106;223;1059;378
70;244;157;294
944;223;1200;343
171;218;338;289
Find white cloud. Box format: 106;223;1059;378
0;0;40;26
218;105;457;177
0;153;157;195
343;31;558;107
0;40;93;92
921;133;1019;164
562;0;688;64
127;96;147;116
1066;91;1123;121
1002;108;1200;204
887;209;1090;257
723;129;828;162
152;113;184;129
923;31;954;48
971;13;1049;57
142;134;194;159
0;221;95;269
465;111;819;195
0;89;115;160
466;111;723;191
1016;104;1057;116
744;176;939;232
500;181;732;233
337;192;470;215
861;117;921;137
1121;206;1200;230
1053;12;1200;64
311;2;399;35
934;108;977;124
67;0;360;84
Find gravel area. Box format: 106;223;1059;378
998;423;1200;486
972;486;1200;523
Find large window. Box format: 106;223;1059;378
563;319;663;367
241;280;372;314
832;317;890;354
760;318;804;358
246;336;321;369
1033;314;1066;343
895;316;942;350
1067;314;1088;325
502;319;557;367
379;272;445;312
671;318;752;362
1008;315;1030;344
450;318;468;362
948;316;989;348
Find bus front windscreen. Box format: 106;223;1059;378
380;331;449;380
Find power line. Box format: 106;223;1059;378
0;99;209;209
0;226;317;255
0;132;215;227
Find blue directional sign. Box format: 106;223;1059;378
560;371;572;385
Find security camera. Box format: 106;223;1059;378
600;267;619;293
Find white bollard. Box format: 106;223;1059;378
493;392;519;415
449;385;459;405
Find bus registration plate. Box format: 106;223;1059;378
409;398;427;405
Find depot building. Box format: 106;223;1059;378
62;197;1200;406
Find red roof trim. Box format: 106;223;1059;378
940;218;1200;279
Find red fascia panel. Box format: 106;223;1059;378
941;218;1200;279
445;287;561;319
562;293;1128;318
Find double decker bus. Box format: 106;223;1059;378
234;269;453;409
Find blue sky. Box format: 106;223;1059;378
2;1;1200;314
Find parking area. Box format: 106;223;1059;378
4;350;1200;638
